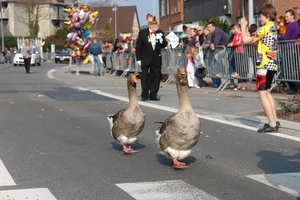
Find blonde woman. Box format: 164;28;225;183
21;39;33;74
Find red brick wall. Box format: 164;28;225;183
159;0;184;32
231;0;300;24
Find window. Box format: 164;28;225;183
161;0;165;16
166;0;169;15
175;0;179;12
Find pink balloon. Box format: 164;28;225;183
83;39;92;51
72;31;78;42
71;12;79;23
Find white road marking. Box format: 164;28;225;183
0;188;57;200
78;87;300;142
0;159;16;186
246;173;300;197
47;69;55;79
116;180;219;200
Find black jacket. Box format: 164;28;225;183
135;28;168;67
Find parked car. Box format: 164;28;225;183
54;50;73;63
13;46;42;66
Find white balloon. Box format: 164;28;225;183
79;9;84;19
67;32;73;39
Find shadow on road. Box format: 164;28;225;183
255;148;300;199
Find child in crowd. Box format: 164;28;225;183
240;4;280;133
186;46;200;88
228;24;248;90
194;47;206;88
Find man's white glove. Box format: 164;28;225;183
136;60;141;66
156;33;163;44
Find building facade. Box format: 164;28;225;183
159;0;184;32
1;0;74;38
159;0;299;33
231;0;300;25
184;0;231;24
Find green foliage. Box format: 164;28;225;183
277;94;300;115
55;24;70;40
205;17;230;34
43;24;70;51
99;18;114;42
0;36;19;48
29;21;39;38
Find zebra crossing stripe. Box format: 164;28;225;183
0;188;57;200
116;180;219;200
0;159;16;186
246;173;300;197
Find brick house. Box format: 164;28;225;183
231;0;300;25
92;6;140;41
159;0;299;33
159;0;184;32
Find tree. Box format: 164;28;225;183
85;0;112;7
14;0;47;38
92;19;114;42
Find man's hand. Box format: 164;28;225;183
136;61;141;66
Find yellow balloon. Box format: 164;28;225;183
83;54;91;64
76;50;81;56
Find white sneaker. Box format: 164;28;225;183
76;73;81;75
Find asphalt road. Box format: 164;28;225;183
0;62;299;200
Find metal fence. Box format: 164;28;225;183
47;39;299;92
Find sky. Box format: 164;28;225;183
81;0;159;27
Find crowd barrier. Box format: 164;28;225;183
102;39;300;92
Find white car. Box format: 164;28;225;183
13;46;42;66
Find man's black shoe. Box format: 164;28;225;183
141;97;148;101
257;123;278;133
149;97;160;101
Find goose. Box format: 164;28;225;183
156;67;201;169
107;74;145;154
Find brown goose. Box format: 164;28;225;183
107;74;145;154
156;67;201;169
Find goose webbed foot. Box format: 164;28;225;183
172;158;188;169
122;144;138;154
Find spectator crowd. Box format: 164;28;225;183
177;6;300;94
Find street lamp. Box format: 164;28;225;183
112;3;118;39
112;1;129;39
153;0;155;17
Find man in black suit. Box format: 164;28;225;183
135;13;168;101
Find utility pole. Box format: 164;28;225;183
0;0;4;49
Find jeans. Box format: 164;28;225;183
93;55;101;75
194;68;206;87
228;51;235;84
76;59;81;75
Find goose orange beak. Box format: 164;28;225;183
178;68;186;77
131;75;137;83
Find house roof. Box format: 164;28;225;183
91;6;140;35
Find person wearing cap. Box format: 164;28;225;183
135;13;168;101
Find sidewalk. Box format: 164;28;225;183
50;64;300;139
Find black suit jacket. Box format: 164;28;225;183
135;28;168;67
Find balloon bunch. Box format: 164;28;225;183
64;5;99;62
